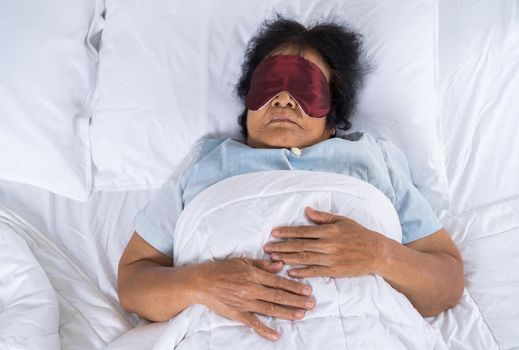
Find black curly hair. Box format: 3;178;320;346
236;15;366;138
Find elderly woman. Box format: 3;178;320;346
118;18;463;343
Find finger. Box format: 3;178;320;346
252;259;284;273
239;312;279;341
271;224;330;239
271;252;329;266
257;270;312;296
248;300;307;320
305;207;344;224
259;286;315;310
264;239;327;254
288;265;334;278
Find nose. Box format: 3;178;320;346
270;91;296;110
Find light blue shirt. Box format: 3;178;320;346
135;132;443;257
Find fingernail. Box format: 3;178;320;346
269;332;279;340
306;298;315;308
303;286;312;295
263;244;271;251
271;253;279;260
271;230;279;236
295;310;305;318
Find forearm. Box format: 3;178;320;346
118;261;199;321
375;234;464;317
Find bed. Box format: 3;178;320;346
0;0;518;349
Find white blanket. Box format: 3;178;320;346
1;172;499;350
0;222;60;350
154;171;447;350
0;206;131;350
0;174;500;350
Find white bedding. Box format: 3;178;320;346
0;174;502;350
156;171;445;349
0;219;59;350
437;1;519;347
0;0;518;349
0;180;153;327
0;206;131;350
438;0;519;216
0;0;104;201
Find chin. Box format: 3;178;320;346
251;134;301;149
248;125;323;149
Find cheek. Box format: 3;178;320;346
246;110;266;131
245;111;256;130
304;117;329;134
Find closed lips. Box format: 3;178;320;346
270;115;297;124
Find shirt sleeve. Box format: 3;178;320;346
133;139;207;257
376;138;443;244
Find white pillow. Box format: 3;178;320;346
92;0;449;209
0;0;103;201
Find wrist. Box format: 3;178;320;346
371;230;394;276
185;262;210;306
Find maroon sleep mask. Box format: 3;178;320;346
245;55;331;118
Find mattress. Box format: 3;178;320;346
1;0;518;349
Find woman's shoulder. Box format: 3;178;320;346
193;136;245;153
338;132;411;176
339;131;366;142
336;130;380;146
337;131;398;150
188;136;247;164
335;132;408;167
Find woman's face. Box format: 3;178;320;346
246;47;334;149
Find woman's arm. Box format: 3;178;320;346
375;228;463;316
118;232;194;321
118;232;316;340
263;207;464;317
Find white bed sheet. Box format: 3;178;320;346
436;0;519;348
0;0;518;348
438;0;519;216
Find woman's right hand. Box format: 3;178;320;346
192;257;315;341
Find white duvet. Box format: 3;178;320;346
0;172;500;350
154;171;447;350
0;207;131;350
0;222;60;350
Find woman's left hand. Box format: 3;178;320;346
263;207;388;278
